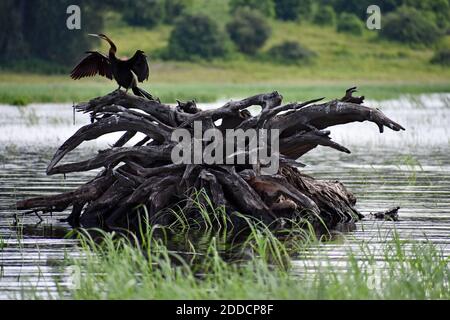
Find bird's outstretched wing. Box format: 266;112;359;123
127;50;149;82
70;51;113;80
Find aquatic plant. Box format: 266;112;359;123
60;222;449;300
10;189;449;300
0;235;5;251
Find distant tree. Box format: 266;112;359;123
402;0;450;30
164;0;191;23
0;0;27;59
229;0;275;18
313;5;336;26
109;0;191;25
0;0;104;69
380;6;442;45
330;0;402;19
122;0;165;27
226;9;271;55
431;48;450;66
267;41;316;64
336;13;364;35
274;0;313;21
166;14;229;60
327;0;450;30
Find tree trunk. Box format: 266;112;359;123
16;88;404;233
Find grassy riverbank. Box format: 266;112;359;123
1;76;449;106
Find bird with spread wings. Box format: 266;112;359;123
71;33;155;100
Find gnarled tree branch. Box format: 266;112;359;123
16;87;405;232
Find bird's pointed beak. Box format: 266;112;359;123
88;33;100;38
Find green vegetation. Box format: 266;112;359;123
330;0;397;18
11;192;446;300
120;0;189;26
163;0;191;23
403;0;450;30
226;9;271;55
313;5;336;26
380;7;442;45
57;215;449;300
229;0;275;18
2;76;450;106
0;235;5;251
164;14;229;60
2;0;449;68
431;48;450;66
0;0;449;105
274;0;312;21
337;13;364;35
267;41;315;65
397;155;424;185
0;0;103;66
122;0;166;27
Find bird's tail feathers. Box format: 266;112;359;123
132;86;156;101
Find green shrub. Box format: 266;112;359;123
229;0;275;18
380;6;442;45
323;0;450;30
122;0;165;27
401;0;450;30
313;5;336;26
164;0;190;22
274;0;312;21
226;9;271;55
336;13;364;35
431;48;450;66
331;0;400;19
0;0;103;66
165;14;229;60
267;41;316;64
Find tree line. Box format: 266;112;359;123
0;0;449;71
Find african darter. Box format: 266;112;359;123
70;33;154;100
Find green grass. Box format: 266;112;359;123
58;221;449;300
14;191;450;300
1;75;449;106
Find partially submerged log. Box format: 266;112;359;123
371;206;400;221
16;88;404;232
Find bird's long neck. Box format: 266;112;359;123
104;36;117;57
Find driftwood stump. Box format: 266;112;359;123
16;88;404;232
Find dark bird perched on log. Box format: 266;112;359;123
70;33;155;100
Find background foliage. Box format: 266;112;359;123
0;0;103;69
0;0;449;72
226;8;272;55
165;14;229;60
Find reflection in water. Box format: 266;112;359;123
0;93;449;298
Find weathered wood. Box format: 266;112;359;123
15;87;405;232
47;144;174;175
371;206;400;221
